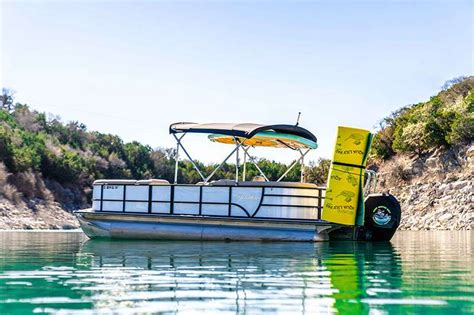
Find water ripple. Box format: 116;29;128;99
0;231;473;314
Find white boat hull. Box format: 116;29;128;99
76;210;338;241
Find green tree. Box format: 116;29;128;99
0;89;14;112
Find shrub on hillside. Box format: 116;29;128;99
373;77;474;159
0;162;21;203
41;148;89;184
446;91;474;144
44;179;88;209
150;148;176;182
10;170;54;202
306;158;331;185
13;104;42;132
0;89;14;112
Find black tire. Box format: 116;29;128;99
356;193;401;241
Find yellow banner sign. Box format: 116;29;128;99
322;126;373;225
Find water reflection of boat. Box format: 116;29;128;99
80;240;402;313
76;123;401;241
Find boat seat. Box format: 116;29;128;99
93;179;137;185
94;179;170;185
207;179;318;188
93;178;318;189
252;176;266;182
237;181;319;188
210;179;237;186
137;179;170;185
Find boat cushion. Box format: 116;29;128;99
137;179;170;185
237;181;318;188
93;179;137;185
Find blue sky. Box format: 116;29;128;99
1;0;472;163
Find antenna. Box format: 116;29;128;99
295;112;301;126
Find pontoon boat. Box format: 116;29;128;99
75;123;400;241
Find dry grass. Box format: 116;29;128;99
44;179;88;210
9;170;54;202
14;108;42;132
0;162;22;203
393;162;412;182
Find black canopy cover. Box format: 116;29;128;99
169;122;317;143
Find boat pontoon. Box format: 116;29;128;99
75;123;400;241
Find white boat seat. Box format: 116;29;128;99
252;176;266;182
210;179;237;186
137;179;170;185
238;181;319;188
93;179;317;188
206;179;318;188
206;179;319;188
94;179;137;185
94;179;170;185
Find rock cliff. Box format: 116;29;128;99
374;144;473;230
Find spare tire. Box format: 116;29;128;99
357;193;401;241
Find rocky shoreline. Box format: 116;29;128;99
0;199;79;230
376;144;473;231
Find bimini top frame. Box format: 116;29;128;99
169;122;318;184
170;122;317;143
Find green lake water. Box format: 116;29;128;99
0;231;472;314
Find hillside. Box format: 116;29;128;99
0;77;473;229
369;76;473;230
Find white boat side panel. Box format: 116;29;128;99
102;201;123;212
266;187;319;197
93;185;101;200
230;205;250;217
174;187;200;202
125;202;148;213
256;206;318;220
202;187;229;203
151;202;170;214
262;196;316;207
102;185;124;200
126;186;148;201
90;183;323;218
174;202;199;215
152;186;171;202
231;187;262;215
92;200;101;211
202;204;228;216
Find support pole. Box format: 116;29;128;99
242;146;269;181
235;138;239;183
173;133;206;182
242;147;247;181
205;144;241;183
173;134;185;184
174;143;179;184
277;149;310;182
299;149;305;183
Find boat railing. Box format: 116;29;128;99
91;167;377;222
364;170;378;196
92;181;326;222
